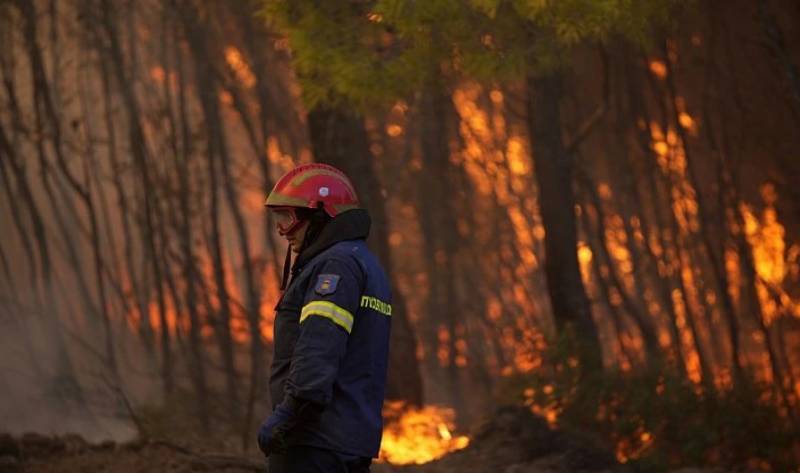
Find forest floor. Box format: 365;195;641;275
0;407;741;473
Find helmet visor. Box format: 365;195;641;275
272;207;303;236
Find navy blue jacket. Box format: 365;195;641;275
269;209;392;458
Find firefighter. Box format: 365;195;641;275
257;163;392;473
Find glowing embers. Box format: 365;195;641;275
378;401;469;465
522;385;561;427
615;427;655;464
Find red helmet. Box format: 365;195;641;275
265;163;359;234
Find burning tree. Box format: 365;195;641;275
260;0;683;380
1;0;799;469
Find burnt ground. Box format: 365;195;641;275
0;407;742;473
0;432;266;473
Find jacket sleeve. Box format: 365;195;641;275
284;256;363;406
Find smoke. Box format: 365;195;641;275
0;294;141;443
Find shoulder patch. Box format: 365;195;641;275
314;274;341;295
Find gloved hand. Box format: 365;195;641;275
257;401;296;456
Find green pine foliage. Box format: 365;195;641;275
260;0;685;110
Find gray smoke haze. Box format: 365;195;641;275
0;298;142;443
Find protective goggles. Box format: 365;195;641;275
272;207;306;236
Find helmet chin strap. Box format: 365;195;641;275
279;208;327;291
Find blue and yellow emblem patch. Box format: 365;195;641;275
314;274;341;295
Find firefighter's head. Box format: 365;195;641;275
265;163;359;253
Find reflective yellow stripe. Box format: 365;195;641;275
333;203;359;213
265;191;307;207
300;301;354;333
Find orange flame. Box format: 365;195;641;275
741;184;800;324
224;46;256;88
378;401;470;465
649;60;667;79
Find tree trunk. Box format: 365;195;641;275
76;53;120;381
576;167;662;366
662;44;739;390
526;71;603;372
95;45;154;354
179;7;240;416
623;55;689;378
178;4;262;445
99;0;173;399
414;84;466;418
0;120;86;409
170;12;210;430
0;134;47;379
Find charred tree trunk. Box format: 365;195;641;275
0;132;47;379
76;51;121;381
95;45;153;354
606;58;670;367
721;114;795;412
739;242;792;412
170;11;210;430
756;0;800;116
10;1;97;409
526;71;603;373
662;44;738;390
623;56;689;378
180;6;240;416
576;167;662;367
230;3;284;282
576;190;635;367
0;120;85;408
699;39;748;384
99;0;173;399
19;0;105;329
177;4;262;444
414;84;466;418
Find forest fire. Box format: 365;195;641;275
2;1;800;471
378;402;469;465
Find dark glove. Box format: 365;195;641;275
257;401;296;456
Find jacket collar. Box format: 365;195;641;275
292;209;371;271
